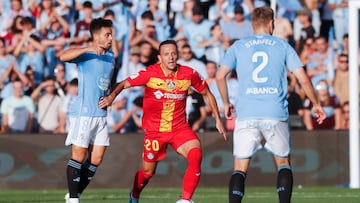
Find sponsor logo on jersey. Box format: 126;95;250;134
245;87;278;95
97;75;111;90
153;90;186;100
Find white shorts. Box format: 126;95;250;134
233;119;290;159
65;116;110;148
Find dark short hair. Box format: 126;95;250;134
141;10;154;20
83;1;92;8
159;40;178;52
20;16;33;26
69;78;78;86
89;18;113;38
104;9;115;17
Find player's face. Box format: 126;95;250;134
96;27;113;50
158;44;178;71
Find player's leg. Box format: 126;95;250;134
176;139;202;201
229;121;263;203
229;158;251;203
263;120;292;203
79;144;107;194
274;156;293;203
130;160;157;200
66;145;87;202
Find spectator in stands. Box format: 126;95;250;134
287;76;304;117
186;88;207;132
3;15;23;53
2;0;31;33
208;0;234;23
333;53;350;105
53;63;67;96
328;0;348;51
173;0;195;36
205;60;217;87
340;101;349;129
306;36;336;88
58;78;78;133
178;44;207;79
138;40;158;67
303;80;341;130
131;10;162;49
294;8;316;55
287;76;305;129
30;76;62;133
319;0;334;41
74;0;103;21
273;16;293;43
0;79;35;134
39;4;70;76
0;61;29;100
128;95;144;132
13;33;45;85
23;66;37;96
74;1;93;45
0;38;18;84
303;0;321;37
183;5;213;62
199;23;230;66
300;37;316;65
107;96;130;133
220;3;253;41
148;0;168;29
117;46;145;110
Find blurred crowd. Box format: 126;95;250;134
0;0;354;134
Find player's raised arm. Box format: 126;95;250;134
59;46;106;62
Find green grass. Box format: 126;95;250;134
0;187;360;203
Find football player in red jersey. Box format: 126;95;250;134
99;40;227;203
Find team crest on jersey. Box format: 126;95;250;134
167;81;176;89
147;152;154;160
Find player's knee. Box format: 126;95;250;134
187;148;202;167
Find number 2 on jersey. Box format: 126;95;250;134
252;51;268;83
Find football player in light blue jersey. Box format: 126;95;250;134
59;18;114;203
216;7;326;203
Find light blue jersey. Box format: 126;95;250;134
69;50;114;117
221;34;303;121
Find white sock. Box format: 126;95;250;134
69;198;79;203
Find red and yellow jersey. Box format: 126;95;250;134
127;63;207;132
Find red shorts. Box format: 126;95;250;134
142;126;199;162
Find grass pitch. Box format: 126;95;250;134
0;187;359;203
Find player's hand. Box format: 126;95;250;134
224;103;235;119
88;45;106;55
215;118;227;141
98;95;115;109
312;104;326;124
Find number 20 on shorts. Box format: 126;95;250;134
145;139;160;151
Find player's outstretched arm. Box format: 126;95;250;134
201;87;227;140
98;80;131;109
